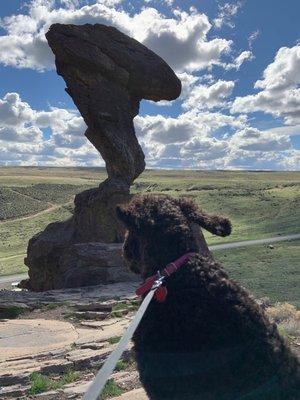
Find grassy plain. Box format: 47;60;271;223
0;167;299;305
217;240;300;307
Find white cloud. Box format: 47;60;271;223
248;29;260;50
134;110;245;168
0;91;103;166
0;91;297;170
231;44;300;125
279;150;300;170
224;50;254;70
181;136;229;161
36;108;87;148
0;126;43;143
224;149;285;170
262;124;300;137
0;93;35;126
254;45;300;91
182;80;235;110
140;8;232;72
0;1;233;73
214;2;242;29
134;110;298;170
230;127;291;152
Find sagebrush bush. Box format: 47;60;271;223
266;302;300;323
280;318;300;337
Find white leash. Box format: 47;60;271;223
83;279;162;400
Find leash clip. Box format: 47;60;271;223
152;271;164;290
153;271;167;302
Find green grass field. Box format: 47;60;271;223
217;240;300;307
0;167;299;305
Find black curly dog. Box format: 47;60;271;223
117;195;300;400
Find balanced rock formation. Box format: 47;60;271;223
23;23;181;291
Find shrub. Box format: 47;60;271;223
108;336;121;345
101;379;124;399
266;302;300;323
28;369;81;395
279;319;300;338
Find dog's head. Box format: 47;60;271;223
116;195;231;278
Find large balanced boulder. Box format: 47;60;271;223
23;23;181;291
46;23;181;187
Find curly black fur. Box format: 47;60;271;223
117;195;300;399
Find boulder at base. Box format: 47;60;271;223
23;242;138;292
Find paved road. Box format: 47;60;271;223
0;234;299;286
209;233;300;251
0;273;28;286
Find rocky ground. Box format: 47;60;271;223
0;282;148;399
1;282;299;400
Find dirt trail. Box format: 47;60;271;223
0;254;25;261
0;202;72;225
8;188;45;203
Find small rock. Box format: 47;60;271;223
67;347;113;369
0;383;29;398
80;343;105;350
267;244;275;249
72;311;109;320
34;389;63;398
111;388;148;399
64;379;93;396
113;370;141;391
74;302;113;312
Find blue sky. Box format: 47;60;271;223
0;0;299;170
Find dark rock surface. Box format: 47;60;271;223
25;240;137;291
24;23;181;291
59;242;137;289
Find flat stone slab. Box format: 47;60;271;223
0;315;134;388
0;319;78;361
112;388;148;399
0;281;138;307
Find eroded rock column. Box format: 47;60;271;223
23;23;181;291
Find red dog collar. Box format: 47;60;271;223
136;252;196;298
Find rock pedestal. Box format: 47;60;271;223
25;242;138;292
24;23;181;291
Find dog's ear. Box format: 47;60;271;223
116;205;136;229
177;198;232;237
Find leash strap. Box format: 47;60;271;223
136;252;196;297
83;253;195;400
83;279;162;400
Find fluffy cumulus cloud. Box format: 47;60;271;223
0;93;35;127
0;93;42;144
0;0;235;73
182;80;235;110
135;111;243;168
133;111;299;170
231;44;300;125
230;127;291;152
139;8;231;72
0;90;298;169
0;92;101;166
